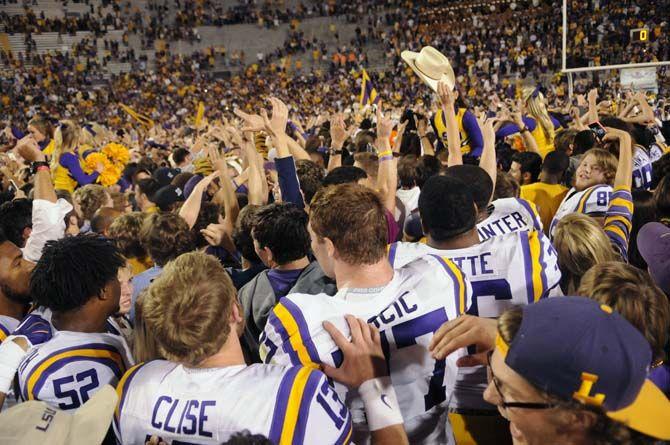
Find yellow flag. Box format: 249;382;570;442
119;103;154;129
195;101;205;127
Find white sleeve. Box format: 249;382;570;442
302;371;353;445
22;199;73;263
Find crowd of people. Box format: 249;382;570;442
1;0;670;444
0;36;669;443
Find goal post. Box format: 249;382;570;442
560;0;669;96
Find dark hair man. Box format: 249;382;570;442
238;203;335;360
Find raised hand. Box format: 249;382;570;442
200;222;227;247
330;114;348;149
437;81;456;109
261;97;289;138
234;108;265;133
375;101;393;142
15;135;44;162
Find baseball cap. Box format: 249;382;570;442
637;222;670;294
0;384;117;445
153;167;181;187
152;184;185;211
496;297;670;440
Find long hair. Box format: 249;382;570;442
50;120;80;172
523;87;555;145
553;213;619;294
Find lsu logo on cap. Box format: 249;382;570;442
573;372;605;406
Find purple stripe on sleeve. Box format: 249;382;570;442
429;255;462;316
519;233;535;304
291;369;322;445
335;413;353;445
281;299;321;364
388;243;398;267
267;311;301;366
24;342;121;391
536;234;548;297
515;198;541;231
32;356;123;400
114;363;146;431
268;366;301;443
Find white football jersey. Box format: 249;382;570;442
17;330;134;411
632;146;653;190
0;314;21;410
114;361;352;445
549;184;613;239
261;255;472;445
388;231;562;410
477;197;543;241
0;314;19;342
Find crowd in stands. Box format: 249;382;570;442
0;1;670;444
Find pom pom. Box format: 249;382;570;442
102;142;130;167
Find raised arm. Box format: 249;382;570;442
416;115;434;156
437;82;462;166
478;116;497;194
327;114;348;172
375;102;398;213
16;136;56;203
260;98;305;207
512;100;540;155
178;169;221;229
605;127;633;190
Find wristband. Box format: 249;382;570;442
358;376;404;430
377;150;393;158
0;337;28;393
30;161;49;175
36;165;50;172
380;155;394;162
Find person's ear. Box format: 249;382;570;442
22;226;32;242
324;237;336;259
522;172;531;183
560;408;598;435
230;301;244;324
261;246;274;266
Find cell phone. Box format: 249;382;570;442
588;121;607;142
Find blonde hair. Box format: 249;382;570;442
580;148;618;186
51;120;80;172
578;262;670;364
79;122;107;148
141;251;237;366
523;88;554;145
132;291;162;362
553;213;618;294
73;184;109;220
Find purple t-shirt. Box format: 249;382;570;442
267;268;305;301
385;209;400;243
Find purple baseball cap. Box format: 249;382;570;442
496;297;670;440
637;222;670;294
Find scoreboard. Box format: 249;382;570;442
630;28;650;42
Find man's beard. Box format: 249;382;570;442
0;282;31;305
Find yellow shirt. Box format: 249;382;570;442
520;182;568;229
128;256;153;276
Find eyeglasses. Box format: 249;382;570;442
487;351;557;410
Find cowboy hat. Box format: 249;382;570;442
401;46;456;92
